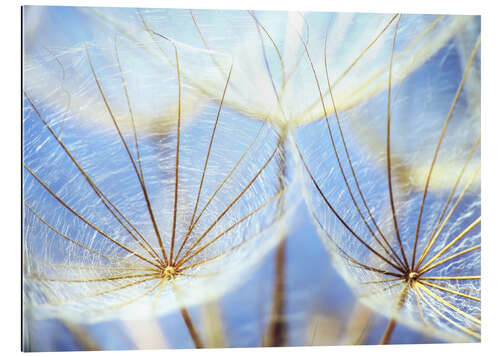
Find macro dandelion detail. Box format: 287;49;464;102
23;18;298;346
22;5;481;351
294;14;480;342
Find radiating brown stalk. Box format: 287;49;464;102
89;279;164;318
175;143;280;266
23;221;101;352
385;15;410;270
420;217;481;271
293;19;406;273
295;144;405;273
411;35;481;270
416;283;480;333
45;276;161;306
417;282;481;339
358;281;405;300
417;166;480;270
24;164;163;269
24;90;163;265
189;10;233;85
414;284;479;339
168;33;182;265
249;10;286;95
24;202;150;269
418;280;480;303
178;188;286;267
178;215;284;274
413;287;430;328
420;276;480;281
170;11;274;266
114;36;145;181
322;19;407;271
329;15;445;120
415;137;480;271
174;64;234;265
28;273;159;283
419;245;480;275
188;64;233;229
117;21;183;265
85;45;169;265
298;14;399;120
309;210;403;278
172;122;267;264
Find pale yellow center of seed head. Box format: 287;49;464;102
408;272;418;280
163;266;176;279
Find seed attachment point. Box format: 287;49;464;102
162;266;176;280
405;271;419;284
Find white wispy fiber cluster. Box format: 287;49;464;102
293;14;480;341
23;16;298;322
75;9;474;129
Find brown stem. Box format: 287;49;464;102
180;307;204;348
379;283;409;344
264;239;287;347
63;321;101;351
380;317;397;344
263;134;288;347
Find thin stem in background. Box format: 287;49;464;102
379;283;409;344
263;136;288;347
180;307;204;348
380;318;397;345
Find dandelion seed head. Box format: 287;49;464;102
293;13;480;342
23;21;299;323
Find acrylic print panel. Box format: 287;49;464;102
22;5;480;351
